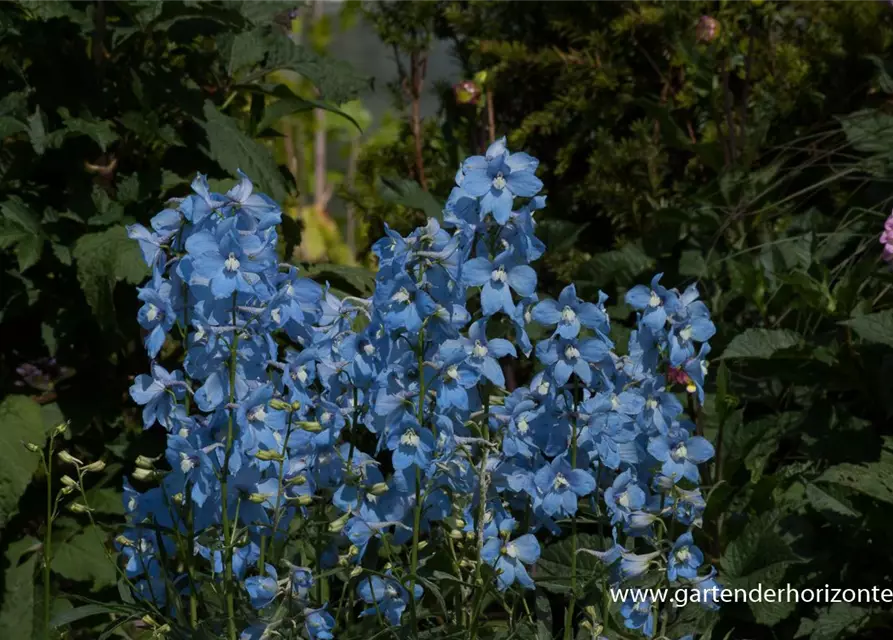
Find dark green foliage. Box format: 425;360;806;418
0;1;364;636
361;2;893;638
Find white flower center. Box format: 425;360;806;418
286;283;294;296
675;547;691;563
363;343;376;356
178;427;189;438
179;452;195;473
146;303;159;322
517;418;529;434
505;542;518;558
386;585;399;598
648;291;661;308
446;365;460;380
618;491;631;508
194;326;206;341
524;308;532;323
472;341;488;358
672;443;688;461
491;267;507;283
610;394;621;411
680;326;693;342
492;173;507;190
295;367;308;384
553;473;570;490
646;398;658;410
321;411;332;424
391;288;411;304
224;252;241;272
564;345;580;360
400;429;420;447
537;381;550;395
248;406;267;423
271;308;281;324
561;306;576;323
128;496;137;512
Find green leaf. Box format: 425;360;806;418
720;329;802;360
0;537;39;639
838;109;893;155
0;396;48;527
259;32;368;104
73;226;149;326
0;116;25;138
1;197;41;235
27;107;48;155
15;233;44;273
52;532;117;591
840;309;893;347
536;534;607;595
83;487;124;515
199;101;288;203
58;109;117;152
720;514;804;626
816;441;893;505
679;249;706;277
805;482;860;518
585;244;654;288
257;96;361;134
304;263;376;297
50;603;125;629
801;603;870;640
378;176;443;221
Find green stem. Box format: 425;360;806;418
408;325;427;639
565;384;581;640
469;392;491;640
43;437;54;639
220;293;240;640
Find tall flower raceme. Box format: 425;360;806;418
123;138;721;640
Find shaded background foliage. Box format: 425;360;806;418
4;1;893;639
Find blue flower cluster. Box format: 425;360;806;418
124;138;720;639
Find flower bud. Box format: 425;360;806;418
171;493;185;505
60;474;78;487
67;502;92;513
417;540;429;551
328;512;350;533
23;441;41;453
82;460;106;473
369;482;389;496
289;494;314;506
249;492;272;504
116;535;135;547
291;401;302;411
348;545;360;557
255;449;284;462
286;474;307;486
350;565;363;578
135;455;157;470
269;399;291;411
57;450;83;465
296;421;322;433
60;485;75;496
53;421;69;436
449;529;465;540
131;468;158;482
465;531;475;542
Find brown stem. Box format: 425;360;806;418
721;57;737;163
345;137;360;257
409;50;429;190
486;89;495;143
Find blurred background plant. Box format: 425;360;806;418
5;0;893;638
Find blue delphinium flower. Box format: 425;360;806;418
534;457;595;517
481;517;541;590
667;532;704;581
244;564;278;609
357;573;424;626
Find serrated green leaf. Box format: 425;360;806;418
0;116;25;138
838;109;893;154
586;244;654;288
259;32;368;104
840;309;893;347
73;226;149;326
52;532;117;591
1;197;41;235
200;101;288;203
15;233;44;272
807;603;870;640
59;110;117;152
0;396;48;527
258;96;361;134
816;445;893;505
720;329;802;359
805;482;860;518
378;176;443;221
